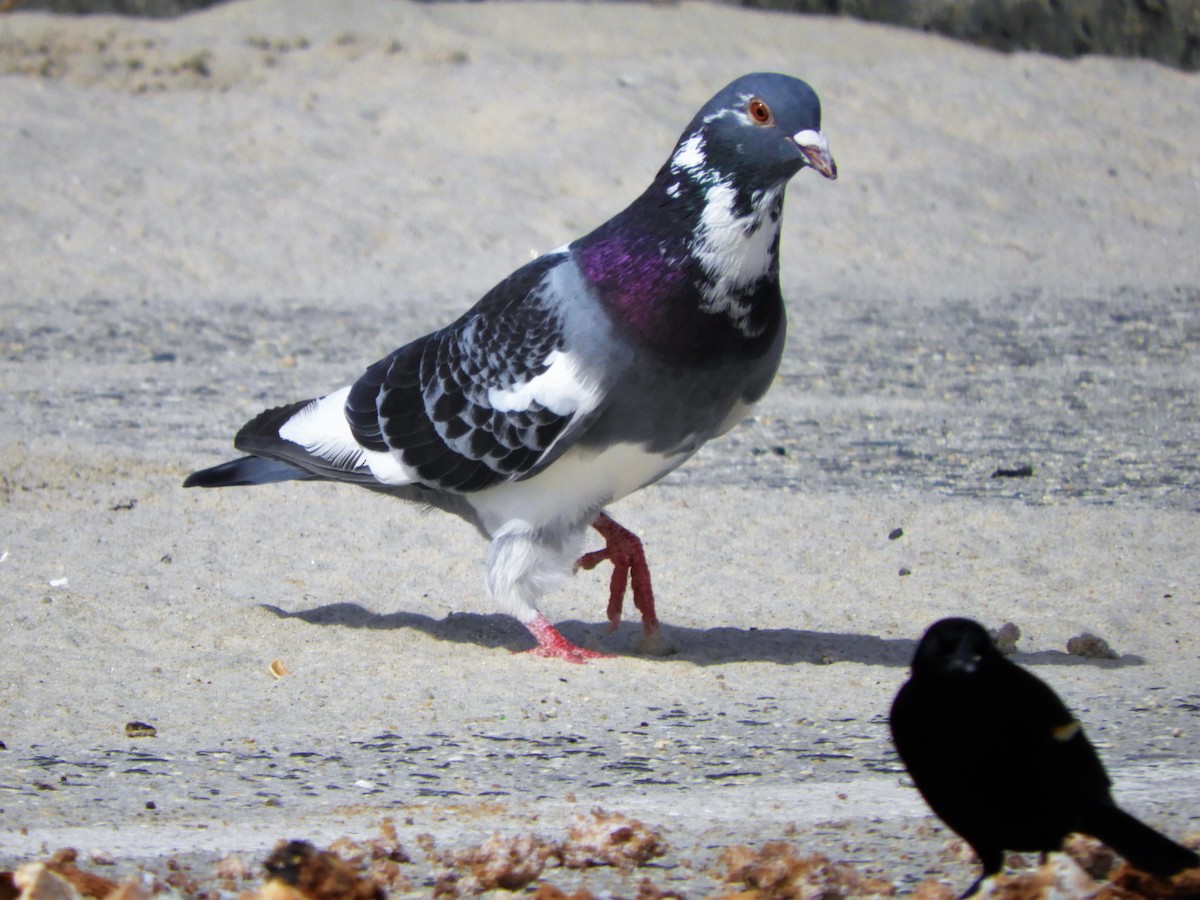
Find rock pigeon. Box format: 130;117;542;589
184;73;837;662
889;618;1199;897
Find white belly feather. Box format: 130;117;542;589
469;441;688;537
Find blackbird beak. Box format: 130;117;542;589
945;638;982;674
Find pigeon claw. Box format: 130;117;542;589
577;512;659;636
521;613;614;663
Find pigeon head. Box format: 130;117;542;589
910;617;1000;677
669;72;837;190
575;73;836;350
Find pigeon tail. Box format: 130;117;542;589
1084;802;1200;878
183;456;315;488
234;398;322;459
184;396;363;488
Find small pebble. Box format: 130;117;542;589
990;621;1021;655
1066;632;1119;659
991;464;1034;478
125;721;157;738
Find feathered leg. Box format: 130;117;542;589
488;527;614;663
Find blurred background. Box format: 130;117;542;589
7;0;1199;72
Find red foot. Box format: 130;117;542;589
519;613;614;663
576;512;659;635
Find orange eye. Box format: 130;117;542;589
748;98;773;124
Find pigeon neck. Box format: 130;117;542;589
573;168;786;356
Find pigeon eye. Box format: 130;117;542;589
748;98;773;125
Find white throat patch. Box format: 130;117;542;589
690;181;782;336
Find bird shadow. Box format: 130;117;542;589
259;602;1145;669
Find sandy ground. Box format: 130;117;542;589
1;0;1199;895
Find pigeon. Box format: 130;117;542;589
184;73;837;662
889;617;1199;897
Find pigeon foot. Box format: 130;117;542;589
577;512;659;635
520;614;614;663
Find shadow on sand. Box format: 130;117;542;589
260;602;1144;669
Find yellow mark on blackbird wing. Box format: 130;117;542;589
1053;720;1081;742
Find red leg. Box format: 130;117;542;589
576;512;659;635
519;613;614;663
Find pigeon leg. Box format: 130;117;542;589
577;512;658;635
519;613;614;663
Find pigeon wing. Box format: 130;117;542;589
345;252;601;494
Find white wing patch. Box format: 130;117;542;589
362;447;418;485
487;349;602;419
278;387;365;469
277;386;418;486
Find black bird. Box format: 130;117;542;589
889;617;1198;897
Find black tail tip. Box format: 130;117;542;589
183;455;311;488
183;464;235;488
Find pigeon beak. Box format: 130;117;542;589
794;129;837;180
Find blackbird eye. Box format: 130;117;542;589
748;98;773;125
